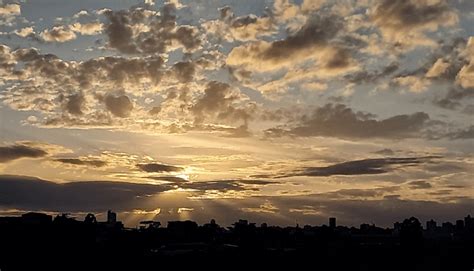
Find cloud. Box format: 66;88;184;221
434;87;474;110
171;61;195;83
148;106;161;115
0;3;20;16
0;175;171;212
14;26;34;38
237;180;276;185
73;10;89;18
370;0;458;48
457;63;474;88
321;186;400;199
408;180;432;189
392;75;431;93
271;194;474;227
426;58;451;78
265;103;430;139
179;179;275;193
274;157;435;178
190;81;255;125
0;43;253;132
62;92;85;116
103;8;140;54
70;22;103;35
103;94;134;118
54;158;107;168
204;6;275;42
137;163;183;173
0;144;47;163
180;180;245;192
0;175;471;227
410;38;474;110
241;201;279;214
416;37;469;83
148;176;187;183
40;26;77;42
456;37;474;88
374;149;395;156
446;125;474;139
103;4;201;55
226;14;348;72
0;41;223;129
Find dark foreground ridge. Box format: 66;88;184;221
0;211;473;270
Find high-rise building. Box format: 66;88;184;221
464;215;473;230
329;217;336;228
456;220;465;230
107;210;117;224
426;219;437;231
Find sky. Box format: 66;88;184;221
0;0;473;227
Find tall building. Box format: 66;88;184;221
107;210;117;224
464;215;473;230
456;220;465;230
329;217;336;228
426;219;437;231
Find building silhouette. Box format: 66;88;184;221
107;210;117;224
426;219;437;231
0;212;472;270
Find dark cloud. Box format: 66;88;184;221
434;87;474;110
191;81;255;125
104;94;133;118
237;180;276;185
179;179;274;192
212;6;275;42
103;8;138;54
0;176;471;227
10;47;166;88
427;189;453;196
62;93;85;116
219;6;232;20
54;158;107;168
172;61;195;83
346;62;399;84
372;0;454;29
1;45;172;127
276;157;436;178
225;13;360;74
269;194;473;227
427;38;468;80
373;149;395;156
322;186;400;199
0;144;48;163
137;163;183;173
181;180;246;192
147;176;188;183
148;106;162;115
371;0;458;47
231;15;258;28
262;15;342;61
192;81;237;120
265;104;430;139
173;25;201;51
79;55;165;87
0;175;170;212
446;125;474;140
408;180;432;189
462;105;474;115
103;4;201;55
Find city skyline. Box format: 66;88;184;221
0;0;473;227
